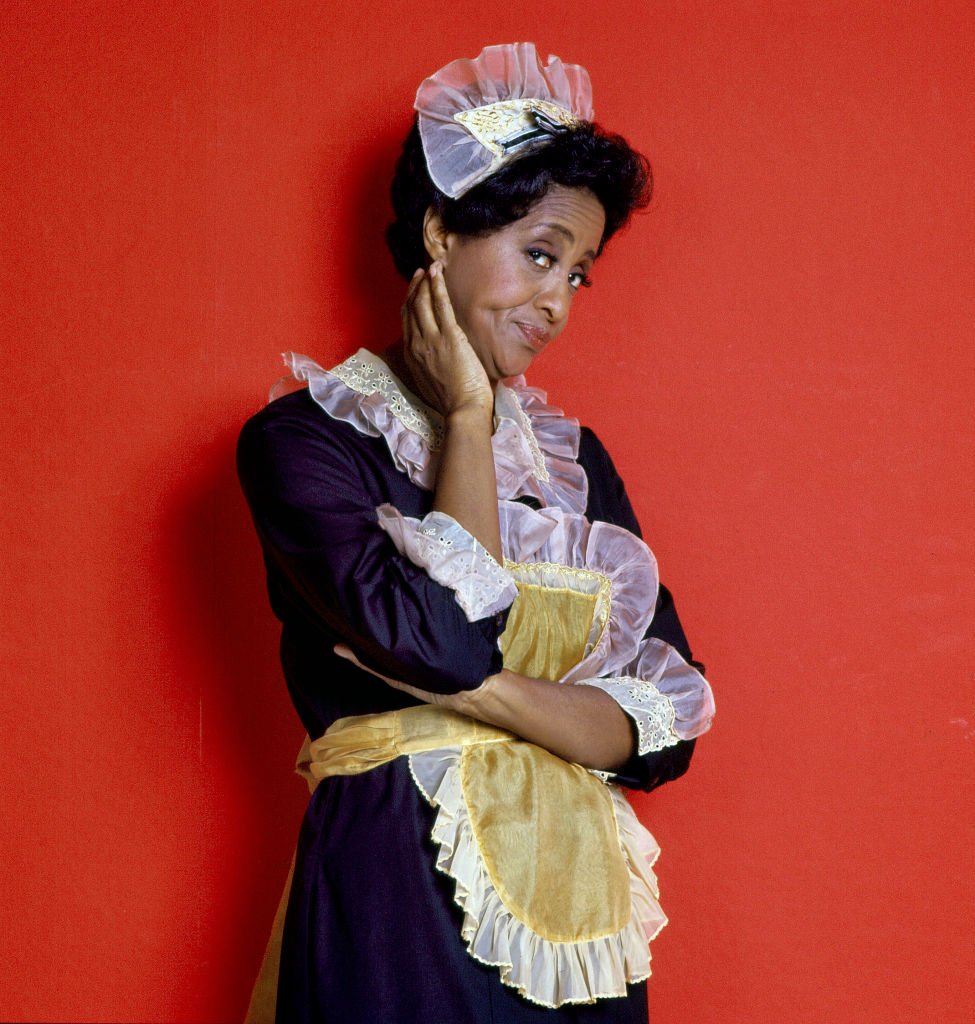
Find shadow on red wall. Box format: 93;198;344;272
156;132;417;1014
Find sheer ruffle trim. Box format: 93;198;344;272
376;505;518;622
494;380;588;513
499;501;659;681
415;43;593;199
276;351;588;512
579;638;716;754
408;748;667;1008
280;350;441;488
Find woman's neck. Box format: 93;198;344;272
378;339;416;394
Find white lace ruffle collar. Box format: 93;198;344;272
277;350;589;513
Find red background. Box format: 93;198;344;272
2;3;973;1021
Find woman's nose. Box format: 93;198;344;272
535;276;572;323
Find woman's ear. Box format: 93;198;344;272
422;207;451;264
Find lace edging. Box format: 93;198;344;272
622;638;716;741
577;677;679;754
376;505;518;622
328;350;444;448
579;637;717;752
497;377;589;512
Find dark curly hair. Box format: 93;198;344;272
385;119;652;280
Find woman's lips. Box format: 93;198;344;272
516;322;550;352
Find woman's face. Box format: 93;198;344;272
432;186;606;382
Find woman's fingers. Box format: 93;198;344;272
333;643;365;670
333;644;398;687
333;644;446;707
409;274;439;341
428;263;461;336
406;267;423;300
400;268;423;339
402;263;461;344
399;262;491;415
404;263;458;344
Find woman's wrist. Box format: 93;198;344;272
444;399;494;426
453;669;509;722
454;670;635;772
433;396;503;562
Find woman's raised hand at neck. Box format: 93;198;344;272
388;262;503;563
391;262;494;417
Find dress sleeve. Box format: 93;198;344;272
577;636;714;751
578;427;711;792
236;394;511;693
375;505;518;621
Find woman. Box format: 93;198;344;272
238;43;715;1024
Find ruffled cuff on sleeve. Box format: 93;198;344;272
377;504;518;622
577;637;716;756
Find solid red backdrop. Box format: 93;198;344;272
2;2;973;1021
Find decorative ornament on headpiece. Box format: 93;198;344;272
415;42;594;200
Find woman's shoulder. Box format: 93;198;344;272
236;387;383;496
239;389;331;456
241;387;318;431
577;424;610;466
576;424;621;492
574;425;642;537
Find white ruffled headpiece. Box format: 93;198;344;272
415;42;594;199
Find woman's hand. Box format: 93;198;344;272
398;260;504;561
401;262;493;418
334;643;473;710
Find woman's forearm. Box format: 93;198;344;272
332;647;635;771
454;669;635;772
432;404;503;563
392;262;504;564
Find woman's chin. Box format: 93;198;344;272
493;350;537;382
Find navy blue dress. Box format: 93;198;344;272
237;388;700;1023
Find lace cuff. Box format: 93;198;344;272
580;677;679;756
377;504;518;622
578;638;716;757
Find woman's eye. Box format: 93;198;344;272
528;249;592;289
527;248;553;269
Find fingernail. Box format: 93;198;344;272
412;268;423;279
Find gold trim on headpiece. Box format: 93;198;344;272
454;99;581;158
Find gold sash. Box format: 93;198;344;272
304;703;629;942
